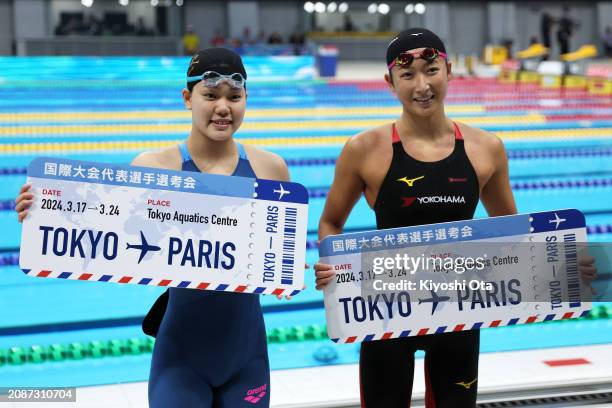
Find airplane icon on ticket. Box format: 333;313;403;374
418;290;451;315
273;183;290;200
126;231;161;264
548;213;566;229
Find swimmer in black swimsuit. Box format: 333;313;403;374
313;27;597;407
314;28;517;407
359;119;481;407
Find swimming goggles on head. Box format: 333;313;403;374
388;47;448;69
186;71;246;89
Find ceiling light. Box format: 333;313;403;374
304;2;315;13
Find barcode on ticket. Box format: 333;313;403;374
281;207;297;284
564;233;580;306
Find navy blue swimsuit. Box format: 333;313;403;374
148;142;270;407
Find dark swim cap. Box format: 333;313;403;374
186;47;247;91
386;28;447;67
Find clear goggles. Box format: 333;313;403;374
187;71;246;89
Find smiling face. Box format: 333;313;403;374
385;48;452;117
183;81;247;142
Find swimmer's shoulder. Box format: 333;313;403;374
455;121;506;159
342;124;391;158
243;144;289;181
131;146;182;171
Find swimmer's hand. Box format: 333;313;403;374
15;183;33;223
578;254;597;294
314;262;335;290
276;264;309;300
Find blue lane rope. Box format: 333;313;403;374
2;147;612;176
2;176;612;211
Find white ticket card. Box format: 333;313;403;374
20;157;308;296
319;210;591;343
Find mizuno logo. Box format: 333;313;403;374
401;196;466;207
455;378;477;390
397;175;424;187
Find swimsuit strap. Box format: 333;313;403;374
178;142;191;163
180;142;246;162
391;122;463;143
236;142;248;160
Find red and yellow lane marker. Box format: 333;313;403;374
0;105;486;123
0;114;550;137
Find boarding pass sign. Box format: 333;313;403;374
319;210;591;343
20;157;308;296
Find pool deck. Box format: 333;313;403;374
5;343;608;408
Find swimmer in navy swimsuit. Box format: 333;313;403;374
12;47;291;407
13;48;291;407
148;142;270;407
132;48;289;407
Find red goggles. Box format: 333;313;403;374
388;48;448;69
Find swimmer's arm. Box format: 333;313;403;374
315;138;365;290
15;183;33;222
318;137;365;240
480;135;517;217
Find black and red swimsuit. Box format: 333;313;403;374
360;122;480;408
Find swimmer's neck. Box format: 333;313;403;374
397;109;454;141
185;130;238;168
